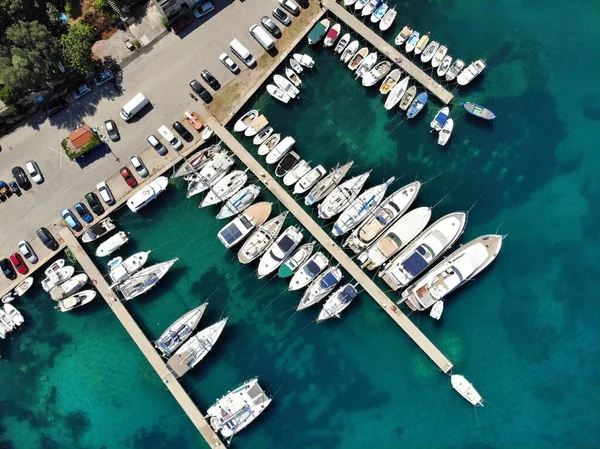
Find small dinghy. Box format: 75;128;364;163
297;267;343;311
340;40;359;63
217;184;261;219
430;107;450;131
258;133;280;156
253;126;273;145
293;53;315;68
405;31;420;53
430;300;444;320
334;33;350;54
395;26;412;46
420;41;439;64
294;165;326;195
379;68;401;95
355;52;378;79
362;60;391;87
274;75;300;99
437;118;454;146
50;273;88;301
305;161;354;206
384;76;409;109
437;55;453;77
317;171;371;220
127;176;169;213
275;151;300;177
451;375;484;406
285;68;302;87
41;266;75;292
399;85;417;111
257;226;304;278
289;58;303;73
155;302;209;357
96;231;128;257
414;33;430;55
348;47;368;72
14;277;34;296
245;115;268;137
57;290;96;312
81;217;116;243
1;294;14;304
323;23;341;48
201;170;248;208
283;160;311;186
217;202;272;249
278;242;314;278
266;84;290;104
266;136;295;164
288;251;329;291
307;18;330;45
457;59;486;86
406;92;428;119
379;7;396;31
201;126;214;140
461;102;496;120
317;283;358;322
238;212;288;264
234;110;259;133
108;251;150;284
445;59;465;82
431;45;448;68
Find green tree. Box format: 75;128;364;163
60;22;95;75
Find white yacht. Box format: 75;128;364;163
293;53;315;68
257;226;304;278
305;161;354;206
49;273;88;300
108;251;150;285
127;176;169;212
186;152;235;198
117;258;178;301
266;84;290;103
278;242;314;278
379;212;467;290
258;134;280;156
234;109;259;133
155;302;209;357
317;283;358;322
96;231;128;257
200;170;248;208
265;136;295;165
217;184;261;219
297;267;343;311
288;252;329;291
451;375;484;406
293;165;326;195
362;61;392;87
0;309;16;332
457;59;486;86
81;217;116;243
56;290;96;312
317;171;370;219
41;266;75;292
218;202;272;249
238;212;288;264
283;160;311;187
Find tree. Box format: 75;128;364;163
60;22;95;75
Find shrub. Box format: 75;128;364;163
63;133;103;160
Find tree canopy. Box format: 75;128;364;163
60;22;95;76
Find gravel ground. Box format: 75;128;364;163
92;29;136;63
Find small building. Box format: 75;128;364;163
154;0;196;23
62;124;102;161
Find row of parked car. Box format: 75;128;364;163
0;161;44;201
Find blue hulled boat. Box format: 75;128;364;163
407;92;428;119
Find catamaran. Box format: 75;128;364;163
155;302;209;357
341;40;359;63
117;258;178;301
283;160;311;187
127;176;169;212
317;171;371;220
200;170;248;208
305;161;353;206
457;59;486;85
108;251;150;285
56;290;96;312
234;110;259;133
293;165;326;195
217;184;261;219
265;136;295;164
257;226;303;278
258;134;280;156
288;251;329;291
186;152;234;198
217;202;272;249
308;19;330;45
379;68;401;95
81;217;116;243
278;242;314;278
384;76;409;110
238;212;288;264
317;284;358;322
445;59;465;82
297;267;343;311
362;61;392;87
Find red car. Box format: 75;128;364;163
171;15;193;34
10;253;28;275
120;167;138;188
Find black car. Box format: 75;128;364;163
201;70;221;91
172;121;193;142
0;258;17;280
44;98;69;117
36;227;59;250
261;16;282;38
295;0;309;7
85;192;105;215
273;7;291;26
189;79;213;103
12;166;30;189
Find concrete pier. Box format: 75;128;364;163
322;0;454;104
59;228;225;448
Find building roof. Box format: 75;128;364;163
69;124;94;150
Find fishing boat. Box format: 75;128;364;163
355;52;378;79
285;68;302;87
431;45;448;68
108;251;150;284
334;33;350;54
278;242;314;278
41;266;75;292
451;375;484;406
294;165;326;195
357;206;431;270
354;0;368;10
407;92;428;119
172;144;222;178
461;102;496;120
379;212;467;290
290;58;303;73
127;176;169;213
81;217;116;243
446;58;465;81
420;41;439;64
207;378;271;440
430;107;450;131
117;258;178;301
244;115;269;137
457;59;486;86
317;171;371;219
384;76;409;109
56;290;96;312
289;251;329;291
307;19;330;45
258;133;280;156
362;0;381;17
186;152;234;197
405;31;420;53
155;302;209;357
95;231;128;257
437;55;453;77
273;75;299;99
323;23;341;47
283;160;311;186
344;181;421;253
293;53;315;68
167;318;227;378
4;304;24;326
341;40;359;63
348;47;368;72
14;277;34;296
275;151;300;177
257;226;303;278
395;26;412;46
234;110;259;133
332;177;394;236
217;184;262;219
362;60;391;87
401;234;503;316
370;2;388;23
414;33;430;55
379;7;396;31
379;68;401;95
266;84;290;103
238;211;288;264
49;273;87;301
437;119;454;146
265;136;295;164
317;284;358;322
201;170;248;208
201;126;214;140
297;267;343;311
399;85;417;111
305;161;354;206
253;126;273;145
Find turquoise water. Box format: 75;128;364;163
2;0;599;447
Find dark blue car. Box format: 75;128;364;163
74;202;94;223
61;208;83;231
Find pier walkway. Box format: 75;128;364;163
204;115;453;373
323;0;453;104
59;229;225;448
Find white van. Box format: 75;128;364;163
120;93;149;121
249;25;275;51
158;125;183;150
230;39;256;67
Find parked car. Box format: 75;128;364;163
85;192;104;215
120;167;137;187
18;240;38;264
74;202;94;223
219;53;241;74
273;7;291;26
97;182;116;205
173;121;193;142
171;15;193;34
72;84;92;100
189;79;213;103
0;258;16;280
12;166;30;189
94;70;114;86
36;227;59;250
25;160;44;184
130;155;149;178
105;119;120;142
44;98;68;116
147;135;168;156
295;0;309;7
8;181;19;195
193;1;215;18
261;16;282;38
61;208;83;231
10;253;28;275
279;0;300;16
184;111;203;130
201;70;221;90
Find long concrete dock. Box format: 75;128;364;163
203;114;453;373
323;0;453;105
59;228;225;448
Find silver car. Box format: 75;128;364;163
130;155;149;178
18;240;38;264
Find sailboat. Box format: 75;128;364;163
430;107;450;131
238;212;288;264
437;119;454;146
283;160;311;187
395;26;412;46
234;110;259;132
81;217;116;243
56;290;96;312
186;152;234;197
266;136;295;164
253;126;274;145
217;184;261;219
457;59;486;86
334;33;350;54
356;52;378;79
117;258;178;301
305;162;354;206
257;226;303;278
406;92;428;119
317;284;358;322
200;170;248;208
317;171;371;219
348;47;368;72
155;302;209;357
258;133;280;156
294;165;326;195
445;59;465;82
451;375;484;406
379;68;401;95
288;251;329;291
384;76;409;110
108;251;150;284
173;144;222;178
297;267;343;311
278;242;314;278
341;40;359;63
362;61;392;87
217;202;272;249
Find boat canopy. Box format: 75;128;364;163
402;245;432;277
320;272;338;288
304;260;321;276
339;285;358;304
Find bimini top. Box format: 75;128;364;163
320;272;338;289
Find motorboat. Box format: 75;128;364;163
344;181;421;253
257;226;303;278
289;58;303;73
44;258;65;277
445;59;465;82
56;290;96;312
200;170;248;208
293;53;315;68
3;304;24;326
348;47;368;72
431;45;448;68
317;284;358;322
50;273;87;300
1;293;14;304
244;115;269;137
399;85;417;111
0;309;16;331
323;23;341;47
371;2;388;23
414;33;430;55
405;31;420;53
437;118;454;146
108;251;150;284
379;7;396;31
285;68;301;87
451;375;484;406
14;277;34;296
127;176;169;213
238;212;288;264
81;217;116;243
430;107;450;131
457;59;486;86
217;184;261;219
344;0;357;5
266;84;290;103
420;41;439;64
187;152;235;197
274;75;299;99
355;52;378;79
395;26;412;46
379;212;467;290
289;252;329;291
362;0;381;16
201;126;214;140
379;68;401;95
167;318;227;378
218;202;272;249
332;177;394;236
305;162;353;206
334;33;350;54
317;171;370;219
234;110;259;133
258;133;280;156
307;18;330;45
407;92;428;119
384;76;409;110
340;40;359;63
293;165;326;195
155;302;209;357
401;234;503;315
354;0;368;10
117;258;178;301
362;61;392;87
266;136;295;164
437;55;453;77
461;102;496;120
283;160;311;186
275;151;300;178
297;267;343;310
96;231;128;257
357;206;431;270
207;378;271;439
41;266;75;292
278;242;314;278
172;144;222;178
